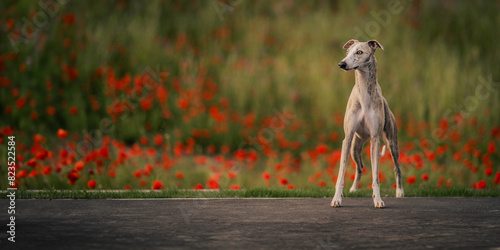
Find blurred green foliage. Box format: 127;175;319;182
1;0;499;147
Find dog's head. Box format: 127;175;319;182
338;40;383;71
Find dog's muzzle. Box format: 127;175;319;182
338;61;347;69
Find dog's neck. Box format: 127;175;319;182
354;56;378;99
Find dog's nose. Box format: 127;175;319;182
338;61;347;69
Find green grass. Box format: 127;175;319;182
2;187;499;199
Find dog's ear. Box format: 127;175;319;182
368;40;384;50
343;39;359;50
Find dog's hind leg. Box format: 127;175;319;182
383;134;404;197
383;101;404;198
349;135;368;193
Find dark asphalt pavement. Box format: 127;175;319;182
1;198;500;249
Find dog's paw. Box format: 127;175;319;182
396;188;404;198
373;199;385;208
349;186;358;193
330;197;342;207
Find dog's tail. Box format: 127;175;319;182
380;145;386;157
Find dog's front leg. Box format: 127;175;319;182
371;137;385;208
330;133;354;207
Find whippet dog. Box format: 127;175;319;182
330;39;404;208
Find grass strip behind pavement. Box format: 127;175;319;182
1;187;499;199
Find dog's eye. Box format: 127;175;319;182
356;51;363;55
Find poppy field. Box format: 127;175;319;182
1;1;499;195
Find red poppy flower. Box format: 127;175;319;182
262;172;271;181
35;150;48;160
99;147;109;159
16;96;26;109
473;150;481;159
235;149;246;161
316;144;329;154
19;63;26;73
477;180;487;189
57;129;68;138
145;164;153;173
407;175;416;185
209;106;226;122
485;168;493;176
275;163;283;171
67;170;80;184
177;98;189;110
139;98;153;111
421;173;429;181
220;145;230;154
30;111;38;120
308;176;316;183
425;151;435;162
207;145;216;154
28;170;37;178
452;152;462;162
280;178;289;185
152;180;164;190
207;179;219;189
229;184;241;190
27;158;36;167
62;13;75;24
317;180;326;188
227;171;237;179
155;84;169;102
488;141;496;154
74;161;84;171
246;150;258;162
286;184;295;189
436;145;447;155
87;180;96;189
17;170;28;178
46;106;56;116
6;18;14;30
313;171;322;179
438;177;445;185
439;119;449;130
482;154;492;168
133;170;142;179
449;131;461;143
43;166;52;176
33;134;43;143
175;171;184;179
154;134;163;145
69;106;78;115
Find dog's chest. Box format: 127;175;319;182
355;108;379;136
